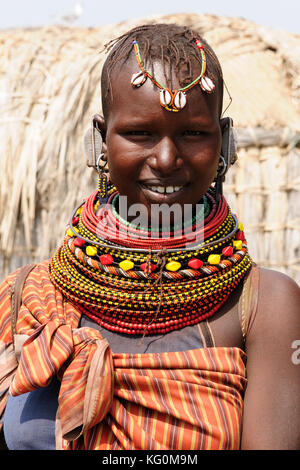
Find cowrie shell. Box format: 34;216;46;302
173;91;187;109
200;76;215;93
159;88;172;107
131;71;147;88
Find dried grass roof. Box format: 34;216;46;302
1;13;299;128
0;13;299;277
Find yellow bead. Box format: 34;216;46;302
238;222;244;231
86;246;98;257
233;240;243;250
76;206;83;215
208;254;221;265
165;261;181;271
66;228;74;237
119;260;134;271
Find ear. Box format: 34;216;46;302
93;113;107;159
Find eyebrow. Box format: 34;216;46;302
113;112;218;128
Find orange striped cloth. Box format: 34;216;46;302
0;261;247;450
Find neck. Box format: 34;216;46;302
111;192;210;233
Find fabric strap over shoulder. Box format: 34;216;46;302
238;264;260;340
9;264;36;352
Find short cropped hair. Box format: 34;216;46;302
101;23;224;118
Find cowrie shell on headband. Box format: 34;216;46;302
159;89;173;107
200;76;215;93
173;91;187;110
131;71;147;88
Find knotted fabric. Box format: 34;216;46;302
0;261;247;450
9;321;114;441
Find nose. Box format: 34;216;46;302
147;137;183;175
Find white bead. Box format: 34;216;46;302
173;91;187;109
131;71;147;88
200;76;215;93
159;89;172;107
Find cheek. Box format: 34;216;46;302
106;139;131;176
190;141;220;175
185;137;221;193
106;140;144;193
107;136;150;176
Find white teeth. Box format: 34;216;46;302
146;185;183;194
156;186;165;193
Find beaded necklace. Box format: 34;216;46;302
49;185;252;336
111;193;211;233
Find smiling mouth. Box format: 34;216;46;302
139;183;188;195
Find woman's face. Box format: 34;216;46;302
99;58;222;220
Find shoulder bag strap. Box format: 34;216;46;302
238;264;260;341
10;264;36;347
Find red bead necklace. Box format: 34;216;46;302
49;187;253;336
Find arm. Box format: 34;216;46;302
241;268;300;449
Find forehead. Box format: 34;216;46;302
104;55;221;125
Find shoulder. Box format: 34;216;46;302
257;267;300;326
0;260;50;289
259;266;300;298
0;261;52;339
241;267;300;449
246;266;300;350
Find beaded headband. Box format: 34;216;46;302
131;39;215;112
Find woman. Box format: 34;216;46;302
0;23;299;450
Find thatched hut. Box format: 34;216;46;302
0;13;299;283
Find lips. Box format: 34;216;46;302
139;181;189;200
139;179;188;195
139;180;187;197
144;184;183;194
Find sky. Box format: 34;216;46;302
0;0;299;34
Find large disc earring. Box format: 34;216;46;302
84;116;103;169
215;156;227;201
84;116;108;203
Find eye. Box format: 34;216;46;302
126;130;150;136
182;130;205;136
